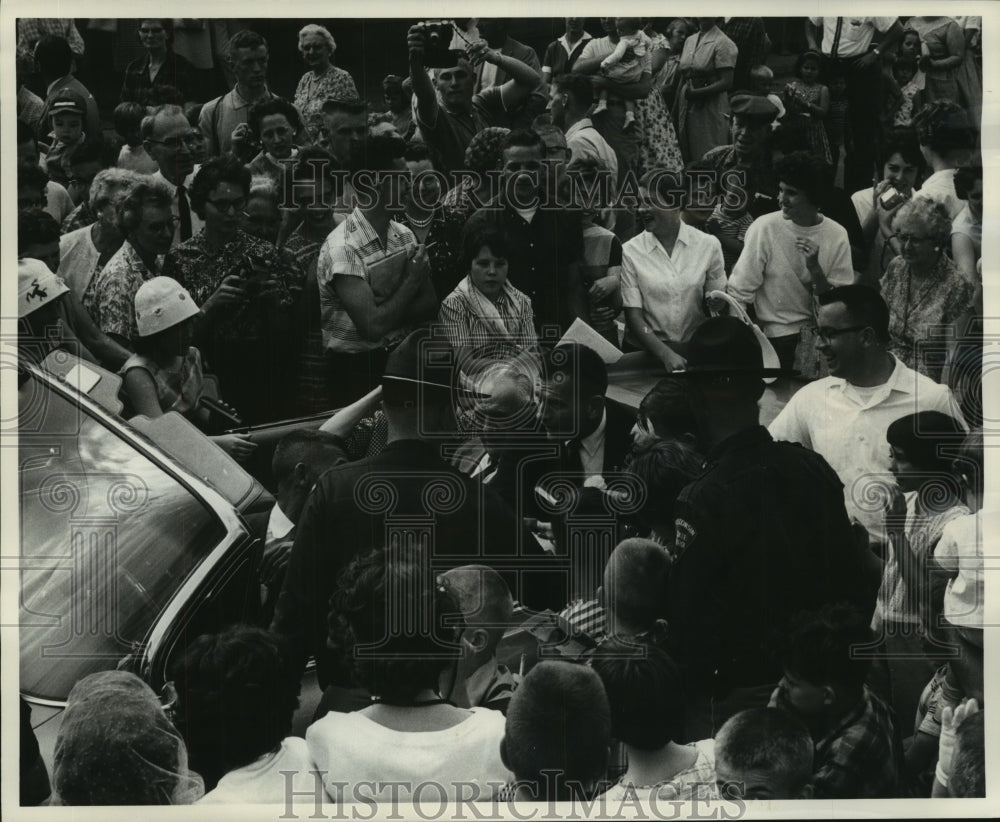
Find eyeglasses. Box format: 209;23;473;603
812;325;869;343
206;197;248;214
145;216;179;233
894;233;932;246
148;133;201;151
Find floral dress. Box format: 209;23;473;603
880;254;975;381
783;79;832;165
633;33;684;175
162;229;305;423
293;65;359;140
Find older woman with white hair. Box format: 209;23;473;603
58;168;145;302
881;198;976;381
293;23;359;141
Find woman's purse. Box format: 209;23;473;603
706;290;781;384
792;296;829;381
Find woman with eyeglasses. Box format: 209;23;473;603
880;198;976;382
293;23;359;142
120;19;196;108
161;155;305;424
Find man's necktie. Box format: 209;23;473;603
176;184;193;242
831;17;844;59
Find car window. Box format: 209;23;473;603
18;374;227;702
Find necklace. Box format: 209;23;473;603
406;210;434;228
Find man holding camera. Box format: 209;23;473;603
407;21;542;178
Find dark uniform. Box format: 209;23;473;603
666;426;868;705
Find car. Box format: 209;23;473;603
16;355;324;776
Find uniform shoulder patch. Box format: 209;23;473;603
672;517;697;562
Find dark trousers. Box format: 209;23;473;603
826;55;885;191
768;332;800;372
325;348;388;409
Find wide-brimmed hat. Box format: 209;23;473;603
18;258;69;318
673;316;793;378
382;329;488;402
134;277;200;337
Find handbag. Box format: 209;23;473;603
706;290;781;384
792;296;829;382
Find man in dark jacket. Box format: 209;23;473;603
665;317;870;741
271;330;560;686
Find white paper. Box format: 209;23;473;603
558;318;624;364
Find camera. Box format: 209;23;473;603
879;186;906;210
419;20;464;68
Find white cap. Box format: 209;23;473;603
134;276;200;337
18;258;69;318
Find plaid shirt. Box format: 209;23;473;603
772;687;900;799
437;279;536;362
316;208;417;353
18;18;85;57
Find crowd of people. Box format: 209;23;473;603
16;15;987;808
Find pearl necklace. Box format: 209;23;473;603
407;210;434;228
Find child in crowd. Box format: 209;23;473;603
562;537;673;646
183;102;209;166
114;102;159;174
591;640;717;802
438;565;521;715
705;191;753;274
748;64;786;128
886;57;926;128
41;89;90;186
782;50;831;166
713;708;815;800
171;626;313;801
500;661;612;801
770;602;900;799
630;377;698;450
594;17;650;131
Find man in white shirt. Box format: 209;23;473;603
548;72;619;185
768;285;965;546
805;17;903;191
143;104;204;247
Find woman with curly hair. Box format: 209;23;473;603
306;545;511;802
293;23;359;141
170;626;311;802
881;198;976;381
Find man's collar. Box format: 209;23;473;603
559;31;593;52
573;407;607;457
835;355;914;396
266;503;295;541
232;84;272;109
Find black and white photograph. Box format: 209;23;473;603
2;3;996;818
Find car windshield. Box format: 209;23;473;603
18;373;227;702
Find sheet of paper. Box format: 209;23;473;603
558;318;624;364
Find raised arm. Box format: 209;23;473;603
467;40;542;110
407;24;440;127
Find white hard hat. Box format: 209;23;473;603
18;258;69;318
134;276;200;337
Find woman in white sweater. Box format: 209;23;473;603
727;151;854;370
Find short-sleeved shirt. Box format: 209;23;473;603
58;225;101;301
85;241;162;340
621;224;726;345
565;118;619;183
951;204;982;261
416;86;507;178
199;86;277;157
807;17;898;59
542;32;593;79
768;357;965;542
316;207;417;353
935;510;995;629
914;169;963;220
